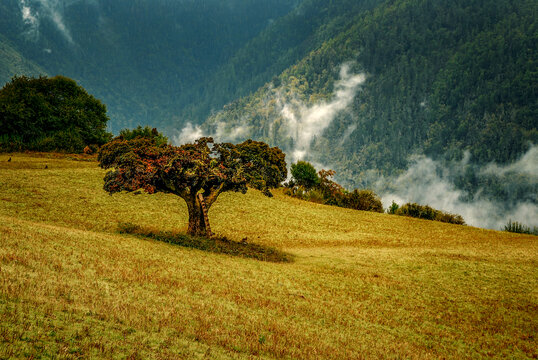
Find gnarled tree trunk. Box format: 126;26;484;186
185;194;211;237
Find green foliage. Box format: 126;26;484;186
118;222;293;263
387;201;399;214
231;139;288;195
0;75;112;152
340;189;384;213
395;203;465;225
290;161;320;189
503;220;538;236
118;126;168;146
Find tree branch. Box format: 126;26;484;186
204;182;226;209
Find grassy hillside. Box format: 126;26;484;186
1;153;537;359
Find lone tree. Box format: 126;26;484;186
98;136;287;237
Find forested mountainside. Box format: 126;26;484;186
179;0;383;123
0;34;44;81
203;0;537;193
0;0;300;132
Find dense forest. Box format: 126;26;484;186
203;0;537;199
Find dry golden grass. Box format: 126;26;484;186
1;153;537;359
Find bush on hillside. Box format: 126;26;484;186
340;189;384;213
0;75;112;153
503;220;538;235
317;169;345;205
118;125;168;146
387;201;399;214
285;165;386;213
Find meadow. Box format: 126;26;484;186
0;153;537;359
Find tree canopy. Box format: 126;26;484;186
98;136;287;236
290;161;320;189
0;75;112;152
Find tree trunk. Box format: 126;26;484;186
185;195;211;237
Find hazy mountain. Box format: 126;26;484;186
0;0;300;132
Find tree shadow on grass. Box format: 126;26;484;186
118;223;294;263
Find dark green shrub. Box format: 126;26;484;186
290;161;320;190
0;75;112;153
387;201;399;214
397;203;436;220
29;130;86;153
341;189;384;213
395;203;465;225
0;134;24;152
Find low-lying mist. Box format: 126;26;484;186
278;65;365;163
379;146;538;230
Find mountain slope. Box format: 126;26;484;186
177;0;384;125
203;0;537;189
0;0;300;132
0;34;45;81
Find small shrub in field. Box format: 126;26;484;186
395;203;465;225
434;211;465;225
341;189;384;213
397;203;436;220
503;220;538;235
306;188;326;204
317;169;345;205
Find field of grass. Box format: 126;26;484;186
1;153;537;359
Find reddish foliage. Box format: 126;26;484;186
98;136;287;236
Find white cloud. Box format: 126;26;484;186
20;0;40;40
173;122;204;145
481;145;538;177
19;0;75;44
279;64;366;163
